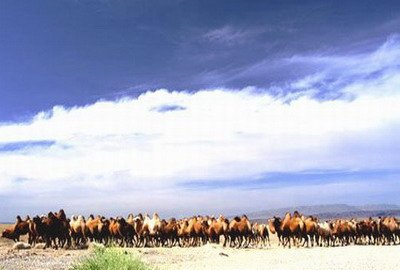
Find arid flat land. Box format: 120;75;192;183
1;224;399;270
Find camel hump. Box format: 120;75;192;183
284;212;291;219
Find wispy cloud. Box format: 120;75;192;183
224;34;400;97
203;25;264;45
287;34;400;96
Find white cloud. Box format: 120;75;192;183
1;37;400;219
1;80;400;188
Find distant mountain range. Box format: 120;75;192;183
246;204;400;221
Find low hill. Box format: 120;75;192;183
247;204;400;221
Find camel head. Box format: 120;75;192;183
16;215;22;223
58;209;66;219
1;229;8;238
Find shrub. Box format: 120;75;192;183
70;246;152;270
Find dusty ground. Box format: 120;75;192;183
137;244;400;270
1;224;399;270
0;224;85;270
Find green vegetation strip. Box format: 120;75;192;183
70;246;152;270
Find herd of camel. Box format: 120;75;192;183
1;209;400;249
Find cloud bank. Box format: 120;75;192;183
1;36;400;219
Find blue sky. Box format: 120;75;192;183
1;0;400;121
0;1;400;220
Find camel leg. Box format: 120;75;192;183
305;234;310;248
243;236;249;248
292;235;297;247
222;235;227;247
302;235;307;247
283;235;290;248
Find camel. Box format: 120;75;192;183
3;216;31;242
85;215;108;244
380;216;399;245
190;217;207;246
1;228;19;242
317;221;333;247
228;215;252;248
38;211;70;249
280;212;306;248
356;218;377;245
302;215;319;247
251;223;270;247
331;219;354;246
140;213;162;247
268;216;283;245
160;218;179;247
70;215;87;246
206;215;229;246
109;217;132;246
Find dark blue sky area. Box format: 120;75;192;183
1;0;400;121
